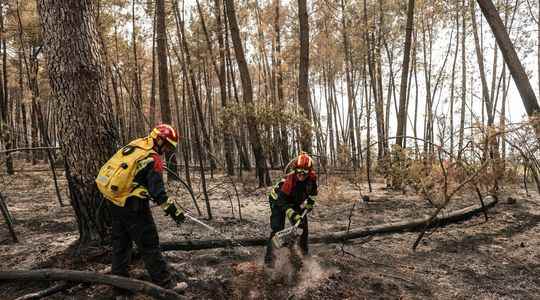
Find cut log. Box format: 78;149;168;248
161;196;497;251
0;269;183;300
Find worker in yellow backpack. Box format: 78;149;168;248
96;124;186;298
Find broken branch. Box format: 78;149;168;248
0;269;183;300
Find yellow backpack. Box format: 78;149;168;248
95;137;156;207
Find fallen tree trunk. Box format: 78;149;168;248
161;196;497;251
311;196;497;244
0;269;183;300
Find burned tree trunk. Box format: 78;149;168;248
37;0;118;244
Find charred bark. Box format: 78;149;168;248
37;0;118;244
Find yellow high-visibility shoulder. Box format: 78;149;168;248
137;156;155;173
268;176;287;200
129;137;155;150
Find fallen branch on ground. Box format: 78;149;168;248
14;281;71;300
161;196;497;251
15;266;114;299
0;269;183;300
412;151;490;250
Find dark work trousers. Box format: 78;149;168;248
265;200;309;263
109;199;172;294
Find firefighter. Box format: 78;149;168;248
264;152;318;268
96;124;186;298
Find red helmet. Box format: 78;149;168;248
294;153;313;172
149;124;179;148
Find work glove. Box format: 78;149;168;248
291;211;303;224
161;198;185;225
304;199;315;213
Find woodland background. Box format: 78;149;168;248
1;0;540;298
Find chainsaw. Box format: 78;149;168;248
271;209;309;249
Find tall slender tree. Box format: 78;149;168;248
0;0;12;174
297;0;312;153
395;0;415;148
224;0;270;186
449;1;460;158
274;0;289;165
471;0;494;125
131;0;145;136
156;0;171;124
212;0;235;175
458;0;467;160
340;0;357;167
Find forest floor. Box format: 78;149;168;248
1;161;540;299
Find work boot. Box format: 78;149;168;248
289;244;304;271
264;253;275;268
300;243;309;257
264;240;275;268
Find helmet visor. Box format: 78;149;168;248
294;168;309;175
166;138;178;149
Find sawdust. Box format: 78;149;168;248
292;255;337;297
269;247;295;278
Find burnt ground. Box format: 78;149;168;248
1;161;540;299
